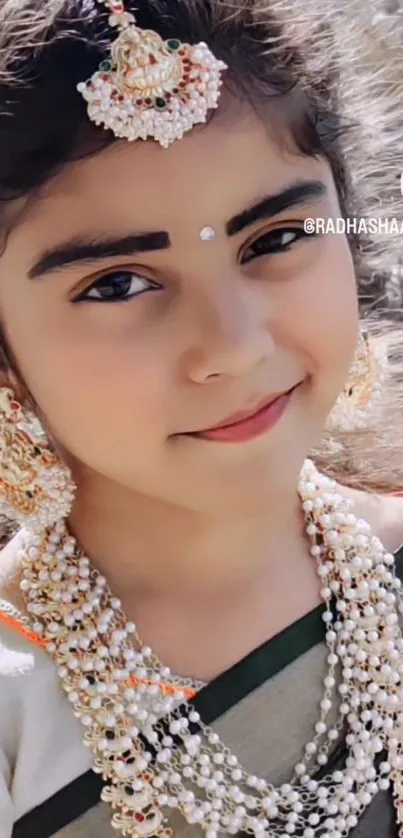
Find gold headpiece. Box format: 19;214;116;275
77;0;227;147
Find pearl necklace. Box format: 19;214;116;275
18;460;403;838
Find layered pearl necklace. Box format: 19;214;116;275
18;460;403;838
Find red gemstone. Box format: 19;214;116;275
10;402;20;411
135;814;145;823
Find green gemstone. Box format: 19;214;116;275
166;39;181;52
155;97;167;110
99;59;112;71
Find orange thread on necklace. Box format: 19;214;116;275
0;610;198;698
0;610;48;647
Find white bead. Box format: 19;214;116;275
315;721;327;735
308;813;320;825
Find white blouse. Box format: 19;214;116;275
0;617;92;837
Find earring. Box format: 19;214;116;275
326;330;387;432
0;388;75;532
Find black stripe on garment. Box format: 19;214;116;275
12;546;403;836
11;771;103;838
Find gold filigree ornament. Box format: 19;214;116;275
0;388;75;531
77;0;227;147
326;329;387;432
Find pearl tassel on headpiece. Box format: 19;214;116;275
77;0;227;147
18;459;403;838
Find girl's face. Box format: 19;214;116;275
0;99;358;513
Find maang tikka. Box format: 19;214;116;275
78;0;227;147
0;388;75;532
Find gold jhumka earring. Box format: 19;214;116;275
0;388;75;531
326;329;387;432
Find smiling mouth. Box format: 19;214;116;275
178;382;302;441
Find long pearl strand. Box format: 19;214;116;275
18;460;403;838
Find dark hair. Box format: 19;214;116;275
0;0;402;306
1;0;342;199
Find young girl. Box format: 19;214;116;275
1;0;403;836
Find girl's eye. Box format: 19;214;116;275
74;270;160;303
240;226;310;264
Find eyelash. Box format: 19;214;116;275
73;225;311;304
240;225;310;264
73;271;160;304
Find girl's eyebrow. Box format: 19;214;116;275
226;179;327;236
28;231;171;279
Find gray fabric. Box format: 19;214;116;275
54;803;113;837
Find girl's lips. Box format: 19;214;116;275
189;384;300;443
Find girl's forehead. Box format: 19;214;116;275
3;119;333;271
